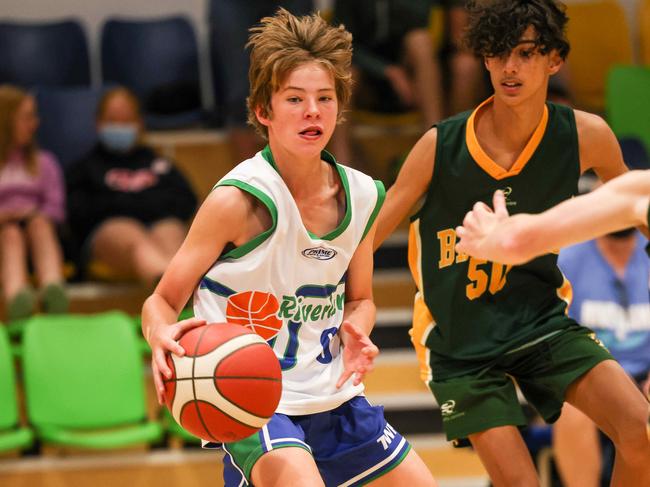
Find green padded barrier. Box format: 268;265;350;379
606;65;650;153
22;311;162;449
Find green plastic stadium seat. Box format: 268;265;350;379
0;326;33;452
22;312;162;449
606;65;650;154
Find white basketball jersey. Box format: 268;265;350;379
194;146;384;416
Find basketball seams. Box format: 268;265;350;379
190;324;215;440
185;329;261;358
213;377;279;420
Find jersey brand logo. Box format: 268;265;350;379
440;400;456;416
502;186;517;207
302;246;337;260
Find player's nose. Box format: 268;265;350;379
304;97;320;118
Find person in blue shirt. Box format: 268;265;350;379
555;229;650;487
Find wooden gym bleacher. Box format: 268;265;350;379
0;125;488;486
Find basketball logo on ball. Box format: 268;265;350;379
164;323;282;443
226;291;283;340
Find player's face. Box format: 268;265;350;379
484;26;563;105
256;61;338;158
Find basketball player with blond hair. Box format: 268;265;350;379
142;9;435;487
374;0;650;485
456;170;650;263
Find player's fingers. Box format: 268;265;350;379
151;362;166;404
153;348;172;379
177;317;206;332
336;369;353;389
473;201;492;215
462;211;477;230
164;337;185;357
362;344;379;358
493;190;509;217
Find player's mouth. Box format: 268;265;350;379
299;126;323;140
501;80;522;94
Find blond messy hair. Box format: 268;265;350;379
246;8;353;139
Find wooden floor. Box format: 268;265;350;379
0;439;486;487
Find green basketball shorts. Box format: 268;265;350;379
429;326;614;441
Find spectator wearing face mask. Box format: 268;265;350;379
65;87;197;285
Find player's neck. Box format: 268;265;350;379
487;95;547;149
268;140;331;198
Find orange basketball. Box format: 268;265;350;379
164;323;282;443
226;291;283;340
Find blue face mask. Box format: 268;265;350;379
98;124;138;153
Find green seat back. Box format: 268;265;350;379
606;65;650;154
23;312;147;429
0;326;19;429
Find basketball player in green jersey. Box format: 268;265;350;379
375;1;650;486
456;170;650;264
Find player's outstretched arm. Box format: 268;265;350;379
374;128;437;250
455;171;650;265
142;186;255;403
337;222;379;388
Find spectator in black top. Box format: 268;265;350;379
66;87;197;285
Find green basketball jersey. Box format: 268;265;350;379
409;97;581;380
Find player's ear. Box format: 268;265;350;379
255;105;272;127
548;50;564;75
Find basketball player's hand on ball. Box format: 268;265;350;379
148;317;207;404
336;321;379;388
455;190;510;259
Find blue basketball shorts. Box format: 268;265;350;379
221;396;411;486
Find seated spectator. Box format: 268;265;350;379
66;87;197;286
330;0;444;167
555;225;650;487
0;85;68;321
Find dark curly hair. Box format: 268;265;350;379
464;0;570;60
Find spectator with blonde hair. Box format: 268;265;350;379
66;87;196;285
0;85;68;321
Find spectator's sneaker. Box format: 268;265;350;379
7;286;37;322
42;283;69;314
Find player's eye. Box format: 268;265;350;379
287;96;301;103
